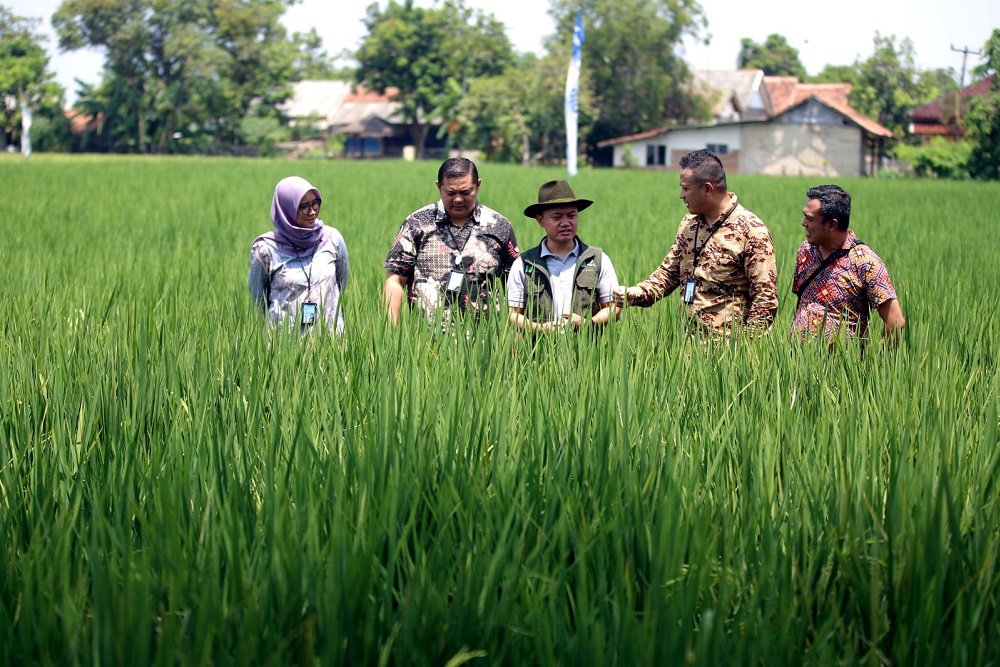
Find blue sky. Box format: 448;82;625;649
8;0;999;103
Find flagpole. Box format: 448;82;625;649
20;94;32;160
564;11;584;178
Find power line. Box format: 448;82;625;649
951;44;983;89
947;45;984;135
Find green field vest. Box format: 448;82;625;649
521;239;603;322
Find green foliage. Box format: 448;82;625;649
737;33;806;79
809;41;958;147
51;0;319;154
0;6;66;149
356;0;515;157
549;0;707;160
894;137;971;179
848;33;943;138
290;28;337;80
2;156;1000;665
238;114;290;156
918;67;960;103
810;64;857;85
965;29;1000;180
446;52;594;164
23;109;73;151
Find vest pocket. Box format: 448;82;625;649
576;268;599;290
527;276;547;296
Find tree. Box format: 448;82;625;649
0;6;67;150
965;28;1000;180
848;33;940;138
290;28;337;80
810;64;857;85
549;0;707;163
446;52;594;164
737;34;806;79
356;0;514;158
894;137;971;179
54;0;300;153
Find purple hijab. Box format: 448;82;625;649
256;176;326;253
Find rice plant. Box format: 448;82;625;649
1;154;998;665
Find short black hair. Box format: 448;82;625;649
437;157;479;184
679;149;727;190
807;184;851;230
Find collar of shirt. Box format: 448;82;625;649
539;238;580;260
434;200;482;226
700;194;739;226
809;229;860;260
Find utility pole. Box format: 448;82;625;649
951;44;983;88
950;45;983;136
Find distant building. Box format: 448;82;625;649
909;74;995;141
597;69;896;177
280;80;446;158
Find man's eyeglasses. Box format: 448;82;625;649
298;198;322;213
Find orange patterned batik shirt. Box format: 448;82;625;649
790;230;898;340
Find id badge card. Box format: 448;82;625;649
301;302;318;326
445;269;465;293
683;279;697;304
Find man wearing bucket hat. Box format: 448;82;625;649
507;180;620;332
612;149;778;336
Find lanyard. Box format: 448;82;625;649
691;201;738;268
291;244;317;296
443;222;473;266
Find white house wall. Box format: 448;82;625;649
740;123;862;176
611;125;742;168
740;96;865;177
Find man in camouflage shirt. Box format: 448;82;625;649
613;149;778;336
383;157;519;325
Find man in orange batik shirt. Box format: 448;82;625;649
790;184;905;345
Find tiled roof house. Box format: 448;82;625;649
597;69;896;177
280;80;445;158
909;74;995;140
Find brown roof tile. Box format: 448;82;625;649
761;76;798;115
909;74;995;122
792;83;851;107
343;86;401;103
784;94;896;139
596;126;672;148
598;72;893;145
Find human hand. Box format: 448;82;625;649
612;286;637;307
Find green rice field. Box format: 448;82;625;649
1;154;999;665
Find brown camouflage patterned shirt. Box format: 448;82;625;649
630;194;778;335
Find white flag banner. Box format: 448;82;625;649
564;11;584;177
21;103;32;159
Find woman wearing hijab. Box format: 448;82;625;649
249;176;349;335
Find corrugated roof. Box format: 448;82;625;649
330;101;403;126
280;81;411;131
691;69;765;117
279;80;352;120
